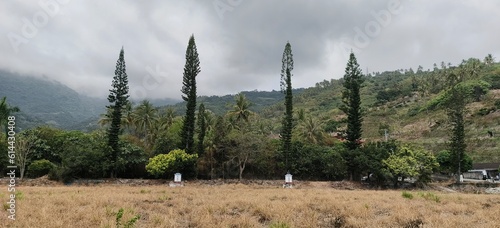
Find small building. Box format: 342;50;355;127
467;163;500;180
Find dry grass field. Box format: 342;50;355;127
1;181;500;228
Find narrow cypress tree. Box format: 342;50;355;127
341;52;364;150
197;103;206;156
180;35;201;154
340;52;364;180
280;41;294;171
106;47;129;178
445;69;468;183
448;88;466;183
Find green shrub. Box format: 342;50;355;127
494;100;500;109
407;106;421;117
286;142;347;180
436;150;472;175
483;70;500;89
27;159;56;178
422;80;490;111
145;149;198;178
476;107;495;116
115;208;141;228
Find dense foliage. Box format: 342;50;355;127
436;150;472;174
27;159;56;178
383;145;439;187
146;149;198;178
0;96;20;136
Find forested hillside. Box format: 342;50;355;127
258;57;500;163
1;54;499;183
165;89;305;116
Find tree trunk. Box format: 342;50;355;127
238;155;248;181
239;161;246;181
20;166;25;180
239;166;243;181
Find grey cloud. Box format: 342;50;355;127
1;0;499;100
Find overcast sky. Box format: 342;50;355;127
1;0;499;100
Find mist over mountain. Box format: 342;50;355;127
0;70;179;130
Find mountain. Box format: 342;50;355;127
165;89;305;116
0;70;108;130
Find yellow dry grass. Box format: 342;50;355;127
1;183;500;228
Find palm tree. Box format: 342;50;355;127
0;97;20;137
133;100;157;134
228;93;253;123
299;116;324;144
255;118;275;136
484;54;495;66
98;101;133;129
122;101;135;132
132;100;158;148
296;108;306;122
203;110;215;133
156;107;176;132
97;112;110;127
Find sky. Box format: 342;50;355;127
1;0;499;100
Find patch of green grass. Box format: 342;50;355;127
139;189;150;194
270;221;291;228
158;194;172;201
15;191;24;200
402;191;414;199
418;192;440;203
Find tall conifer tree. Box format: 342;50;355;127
106;47;129;178
180;35;201;154
280;42;294;171
340;52;364;180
